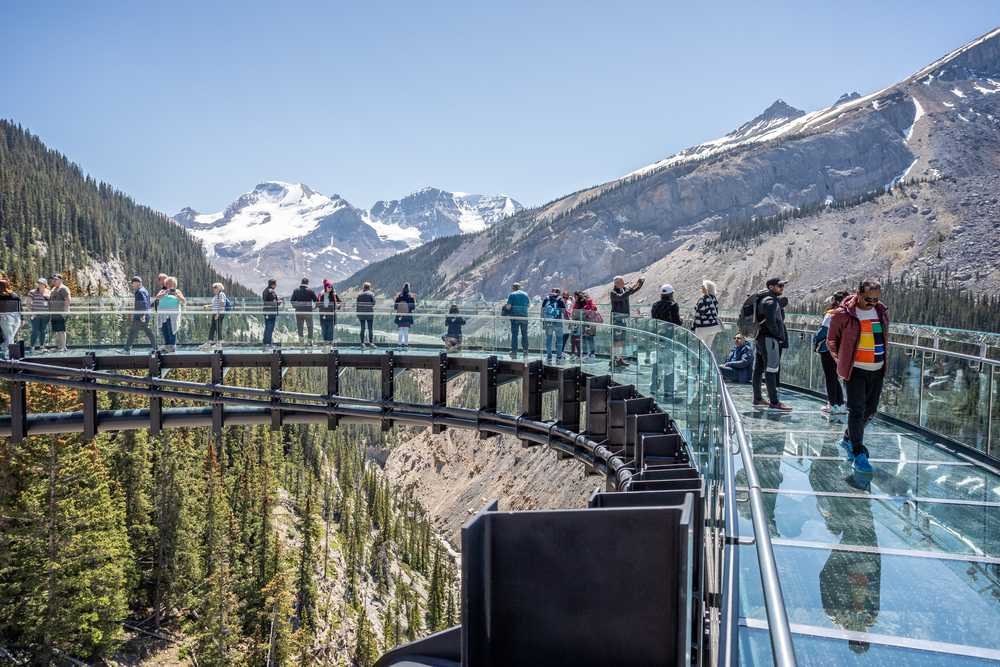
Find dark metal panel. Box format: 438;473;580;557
520;360;543;447
82;352;98;441
148;352;162;435
270;349;283;430
432;352;447;434
327;350;340;430
211;350;224;435
381;351;394;431
7;342;27;443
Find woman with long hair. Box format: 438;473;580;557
692;279;722;350
815;289;850;415
393;282;416;349
318;279;342;346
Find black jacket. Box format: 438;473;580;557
291;286;318;312
650;296;681;325
262;286;280;313
757;293;787;344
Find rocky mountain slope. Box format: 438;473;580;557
175;183;521;289
342;27;1000;307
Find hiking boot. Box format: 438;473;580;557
768;402;792;412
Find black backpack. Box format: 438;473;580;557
738;291;768;336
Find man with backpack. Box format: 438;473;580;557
827;279;889;473
541;287;566;363
262;279;281;347
744;277;792;412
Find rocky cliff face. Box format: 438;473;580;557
342;27;1000;302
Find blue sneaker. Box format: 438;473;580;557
853;452;873;473
839;436;855;463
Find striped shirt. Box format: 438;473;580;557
28;288;49;312
211;291;227;314
853;307;885;370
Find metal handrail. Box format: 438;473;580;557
720;379;797;666
782;325;1000;367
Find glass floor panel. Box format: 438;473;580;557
740;543;1000;652
748;430;966;463
746;457;1000;503
739;626;999;666
737;491;1000;558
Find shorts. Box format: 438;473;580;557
50;315;66;333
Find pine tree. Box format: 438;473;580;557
353;606;379;667
0;434;132;662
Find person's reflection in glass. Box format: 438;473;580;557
818;469;881;654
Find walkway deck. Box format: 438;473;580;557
728;384;1000;665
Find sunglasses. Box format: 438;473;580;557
862;296;880;304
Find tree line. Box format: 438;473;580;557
0;366;459;665
0;119;249;297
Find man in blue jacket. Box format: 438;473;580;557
124;276;156;352
720;334;753;383
505;282;530;358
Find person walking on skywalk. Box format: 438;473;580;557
125;276;156;352
827;279;889;474
749;277;792;412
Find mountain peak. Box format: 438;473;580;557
726;99;805;141
759;99;804;120
834;91;862;106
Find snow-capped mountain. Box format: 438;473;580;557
367;188;522;246
174;182;521;288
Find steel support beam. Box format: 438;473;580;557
478;355;498;439
327;350;340;430
270;348;283;430
432;352;448;434
82;351;98;441
381;351;394;431
7;342;26;443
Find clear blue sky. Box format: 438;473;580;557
5;1;999;215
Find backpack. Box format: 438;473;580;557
542;298;562;321
738;291;767;336
395;299;410;314
223;294;233;312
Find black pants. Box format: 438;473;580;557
358;316;373;344
126;316;156;349
845;367;884;455
208;314;224;342
819;350;844;406
752;338;781;404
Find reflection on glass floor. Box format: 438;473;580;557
728;384;1000;664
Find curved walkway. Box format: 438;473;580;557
730;384;1000;665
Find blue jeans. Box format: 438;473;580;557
320;315;335;342
544;325;563;358
510;319;528;355
161;319;176;346
263;315;277;345
30;316;48;348
582;335;595;356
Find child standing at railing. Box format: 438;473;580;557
442;305;466;352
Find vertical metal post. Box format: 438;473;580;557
432;352;448;434
918;353;926;428
987;367;995;459
270;348;282;431
327;350;340;430
520;360;543;447
8;342;27;443
478;355;498;439
381;350;394;431
149;351;162;436
82;352;98;441
211;350;224;436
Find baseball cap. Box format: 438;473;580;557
766;277;787;288
131;276;142;283
51;273;63;281
660;283;674;295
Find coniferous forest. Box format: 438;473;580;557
0;368;460;665
0;120;248;296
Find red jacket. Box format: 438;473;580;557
826;294;889;381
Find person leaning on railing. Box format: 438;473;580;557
262;278;281;347
610;274;644;367
0;279;22;359
291;277;318;346
124;276;156;353
356;282;376;348
318;280;342;345
26;278;50;351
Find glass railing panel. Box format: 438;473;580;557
918;352;992;454
991;366;999;460
879;345;923;426
747;430;968;463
